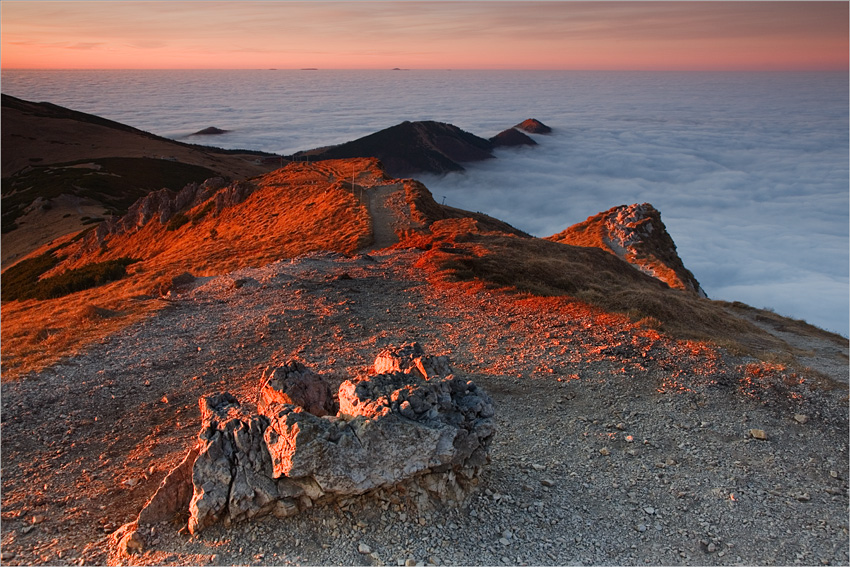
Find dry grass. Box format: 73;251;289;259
2;159;376;380
1;277;164;379
405;226;797;357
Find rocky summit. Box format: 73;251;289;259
547;202;706;296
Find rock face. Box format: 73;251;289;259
93;177;251;242
126;343;494;540
547;203;706;296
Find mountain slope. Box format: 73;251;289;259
292;120;495;177
1;94;282;264
292;119;552;178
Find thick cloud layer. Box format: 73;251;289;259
3;70;847;335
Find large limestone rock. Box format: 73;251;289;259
125;343;494;541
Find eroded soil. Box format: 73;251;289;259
1;249;847;565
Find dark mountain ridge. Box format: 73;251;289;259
291;118;548;177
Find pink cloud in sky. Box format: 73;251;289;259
1;1;847;70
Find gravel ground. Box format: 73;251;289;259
2;249;847;566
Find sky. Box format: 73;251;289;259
1;1;848;71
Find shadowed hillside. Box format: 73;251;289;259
1;94;283;264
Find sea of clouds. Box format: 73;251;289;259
3;69;847;335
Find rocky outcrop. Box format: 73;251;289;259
119;343;493;549
547;203;706;296
515;118;552;134
93;177;249;242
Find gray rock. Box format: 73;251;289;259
258;361;336;417
126;344;494;538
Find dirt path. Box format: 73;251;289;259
362;183;406;251
726;306;849;384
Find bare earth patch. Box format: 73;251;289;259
1;249;847;566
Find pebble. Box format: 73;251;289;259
540;479;555;487
599;448;610;456
358;542;372;554
749;429;768;440
793;414;809;424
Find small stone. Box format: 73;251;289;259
793;414;809;424
531;464;545;471
795;492;811;502
499;538;510;546
358;542;372;554
707;543;717;553
119;530;144;556
405;559;417;566
615;423;626;430
122;477;139;488
749;429;768;440
636;524;647;532
540;479;555;487
643;506;655;515
829;470;839;479
599;448;610;456
1;552;16;560
31;514;45;524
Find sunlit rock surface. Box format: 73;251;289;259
548;203;706;296
126;344;494;540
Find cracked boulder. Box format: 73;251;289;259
127;344;495;538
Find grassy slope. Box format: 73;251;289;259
1;160;375;378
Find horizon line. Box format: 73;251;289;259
4;67;848;73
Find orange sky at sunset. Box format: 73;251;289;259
1;1;847;71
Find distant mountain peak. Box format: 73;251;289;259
292;118;550;178
515;118;552;134
490;128;537;148
292;120;494;178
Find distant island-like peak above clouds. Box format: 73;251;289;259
515;118;552;134
190;127;230;136
291;119;549;178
